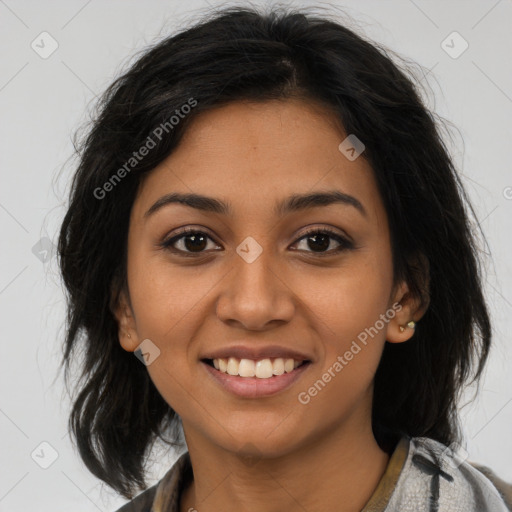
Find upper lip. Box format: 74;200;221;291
201;344;313;362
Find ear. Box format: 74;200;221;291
385;252;430;344
111;287;139;352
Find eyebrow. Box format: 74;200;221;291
144;190;367;219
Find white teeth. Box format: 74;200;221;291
226;357;239;376
272;358;285;375
238;358;255;377
211;357;305;378
255;359;273;378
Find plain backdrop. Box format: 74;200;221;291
0;0;511;510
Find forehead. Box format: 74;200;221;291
132;99;385;226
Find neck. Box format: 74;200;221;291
180;416;391;512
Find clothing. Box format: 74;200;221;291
114;436;512;511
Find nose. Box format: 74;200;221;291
215;243;295;331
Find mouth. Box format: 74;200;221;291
200;357;312;398
201;357;311;378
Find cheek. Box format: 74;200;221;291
126;250;224;414
292;250;393;391
295;253;393;342
127;247;218;342
293;276;390;421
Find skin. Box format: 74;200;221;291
114;99;428;512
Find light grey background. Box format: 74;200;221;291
1;0;511;510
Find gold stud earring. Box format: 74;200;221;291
399;321;416;332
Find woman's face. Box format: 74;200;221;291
116;99;416;457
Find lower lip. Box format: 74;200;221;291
201;360;311;398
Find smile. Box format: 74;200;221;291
208;356;307;378
201;357;312;398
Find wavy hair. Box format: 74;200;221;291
57;4;491;499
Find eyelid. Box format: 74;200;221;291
160;225;354;255
296;225;353;244
160;226;220;255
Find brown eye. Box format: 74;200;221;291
161;228;219;254
293;228;353;255
161;227;353;258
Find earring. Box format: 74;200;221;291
399;321;416;332
127;332;131;338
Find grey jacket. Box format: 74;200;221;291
115;436;512;511
364;436;511;511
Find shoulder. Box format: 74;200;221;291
387;436;511;511
112;451;192;512
112;483;158;512
467;461;512;510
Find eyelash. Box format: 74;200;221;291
160;226;354;258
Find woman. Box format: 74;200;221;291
57;5;512;511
